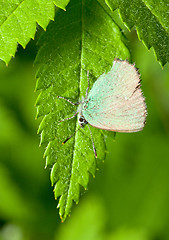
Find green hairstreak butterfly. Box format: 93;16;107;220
57;59;147;157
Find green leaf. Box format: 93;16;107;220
35;0;130;221
142;0;169;33
0;0;56;64
105;0;169;66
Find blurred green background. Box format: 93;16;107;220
0;19;169;240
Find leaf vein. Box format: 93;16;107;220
0;0;25;28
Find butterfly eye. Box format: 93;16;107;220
79;117;84;122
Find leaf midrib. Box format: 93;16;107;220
64;0;84;216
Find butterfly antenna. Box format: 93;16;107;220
88;125;97;158
57;96;79;106
86;70;90;97
59;112;78;122
62;125;83;145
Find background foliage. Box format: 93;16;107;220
0;0;169;239
1;35;169;239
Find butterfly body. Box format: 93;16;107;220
58;59;147;155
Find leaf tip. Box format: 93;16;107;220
50;17;55;22
61;215;66;223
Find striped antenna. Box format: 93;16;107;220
62;125;83;145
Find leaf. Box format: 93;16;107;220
35;0;130;221
0;0;64;64
105;0;169;66
54;0;70;10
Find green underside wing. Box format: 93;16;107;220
81;60;147;133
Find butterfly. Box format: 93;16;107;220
57;59;147;157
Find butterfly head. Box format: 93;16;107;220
78;114;88;127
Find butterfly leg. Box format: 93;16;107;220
59;111;78;123
62;125;83;145
88;125;97;158
57;96;79;106
86;70;90;97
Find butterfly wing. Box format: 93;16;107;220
83;60;147;132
